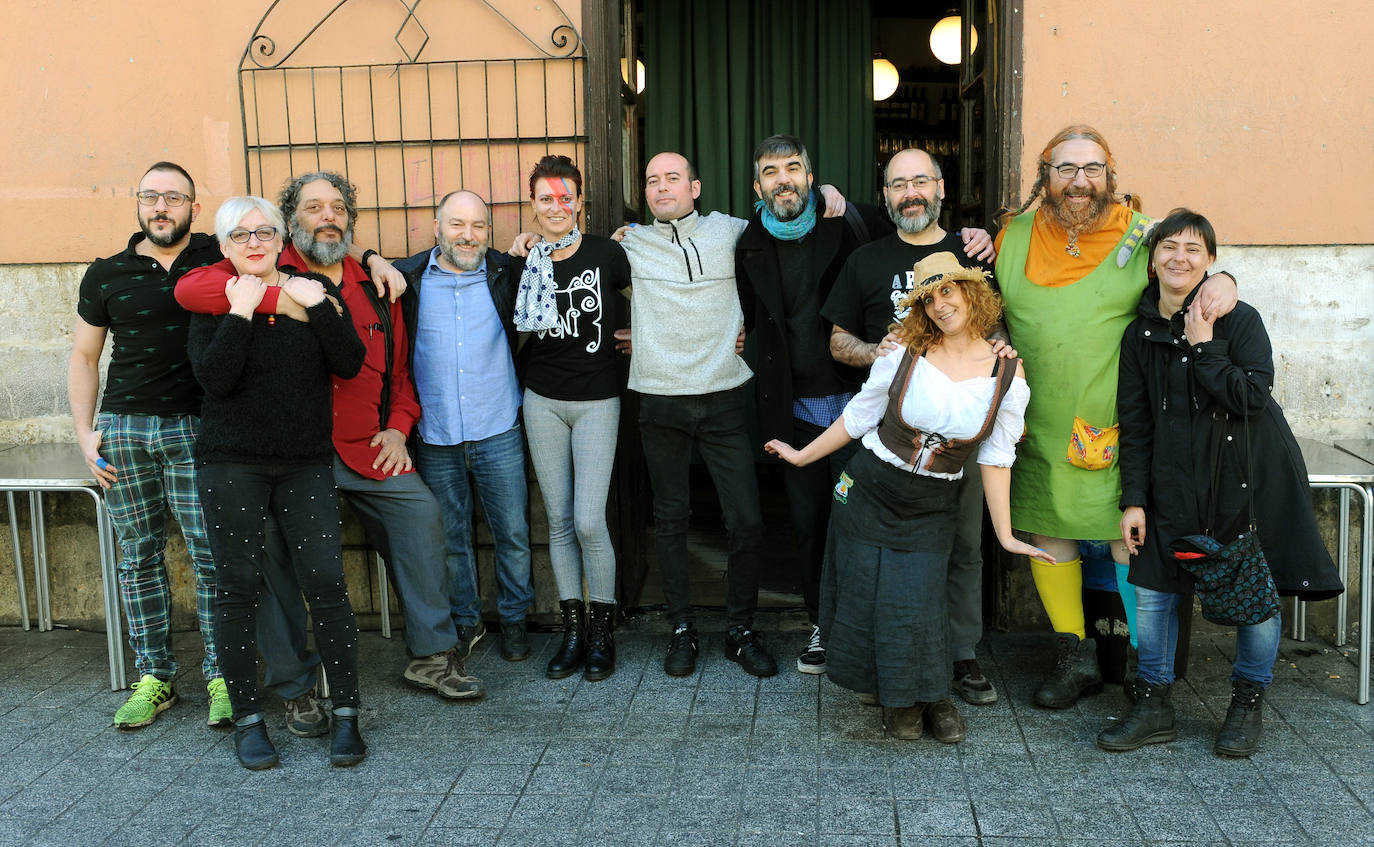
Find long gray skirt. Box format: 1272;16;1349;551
820;449;958;706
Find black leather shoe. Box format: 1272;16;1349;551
500;621;531;661
725;625;778;677
584;602;617;682
1215;679;1265;758
1034;633;1104;709
232;719;279;770
546;599;586;679
1096;680;1178;752
663;624;699;677
329;713;368;767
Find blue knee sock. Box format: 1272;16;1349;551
1115;562;1139;649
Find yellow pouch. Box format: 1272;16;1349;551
1066;416;1118;470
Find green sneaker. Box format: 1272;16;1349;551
206;678;233;729
114;674;178;730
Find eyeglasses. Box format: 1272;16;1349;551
136;190;192;207
1051;162;1107;179
886;175;938;193
227;226;279;244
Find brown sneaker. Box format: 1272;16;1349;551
404;647;485;701
926;698;967;744
883;704;924;740
284;689;328;737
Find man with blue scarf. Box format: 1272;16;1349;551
736;134;993;678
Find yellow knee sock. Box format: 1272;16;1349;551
1030;556;1086;640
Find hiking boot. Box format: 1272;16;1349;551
206;678;233;729
584;602;617;682
1034;633;1104;709
284;689;328;737
797;624;826;674
405;647;485;700
232;717;279;770
1122;644;1140;704
1214;678;1265;758
456;620;487;659
329;710;367;768
663;623;699;677
500;621;531;662
926;698;967;744
114;675;178;730
546;599;586;680
1096;679;1178;752
884;704;924;740
952;658;998;705
725;625;778;678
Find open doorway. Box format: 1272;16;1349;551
613;0;1013;618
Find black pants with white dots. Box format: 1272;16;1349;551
198;461;360;718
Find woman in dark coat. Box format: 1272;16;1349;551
1100;208;1341;758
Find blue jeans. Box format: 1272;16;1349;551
1135;584;1281;687
415;425;534;626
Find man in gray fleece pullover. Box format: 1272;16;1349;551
620;151;775;678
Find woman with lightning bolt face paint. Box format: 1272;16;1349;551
515;155;633;684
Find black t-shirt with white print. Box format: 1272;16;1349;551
821;230;996;345
515;234;631;401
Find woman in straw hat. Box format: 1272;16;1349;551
766;251;1050;743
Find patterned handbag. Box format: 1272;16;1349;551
1167;386;1280;627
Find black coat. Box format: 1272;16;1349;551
1116;280;1341;599
735;195;891;444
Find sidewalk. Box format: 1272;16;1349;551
0;615;1371;846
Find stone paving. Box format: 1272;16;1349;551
1;615;1373;846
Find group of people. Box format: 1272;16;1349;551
68;123;1341;771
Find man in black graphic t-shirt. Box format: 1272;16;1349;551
821;147;1003;715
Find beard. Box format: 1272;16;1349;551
1043;184;1112;235
439;232;487;271
763;183;809;222
292;222;352;266
139;213;192;248
887;193;941;235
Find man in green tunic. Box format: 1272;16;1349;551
994;125;1236;708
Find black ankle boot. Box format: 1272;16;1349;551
1096;679;1178;752
583;602;617;682
1215;678;1265;757
233;718;279;770
546;599;586;680
1034;633;1104;709
329;712;367;767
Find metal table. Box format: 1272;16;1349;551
1296;437;1374;704
0;444;124;690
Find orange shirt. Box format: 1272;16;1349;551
993;204;1133;288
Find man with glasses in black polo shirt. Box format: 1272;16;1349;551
69;162;231;731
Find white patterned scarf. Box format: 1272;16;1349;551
513;227;581;331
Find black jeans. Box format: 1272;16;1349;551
198;461;359;718
638;387;766;628
780;417;859;624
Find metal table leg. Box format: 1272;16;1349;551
1359;484;1372;706
85;488;126;691
28;492;52;631
373;550;392;639
7;492;30;631
1338;488;1351;645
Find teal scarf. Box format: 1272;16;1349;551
755;195;817;241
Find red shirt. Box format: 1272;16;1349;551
174;244;421;480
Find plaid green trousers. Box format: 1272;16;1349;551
97;412;219;681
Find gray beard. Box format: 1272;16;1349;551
765;187;809;222
441;241;486;271
889;196;940;235
293;226;352;266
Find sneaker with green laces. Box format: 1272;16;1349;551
114;674;178;730
206;678;233;729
